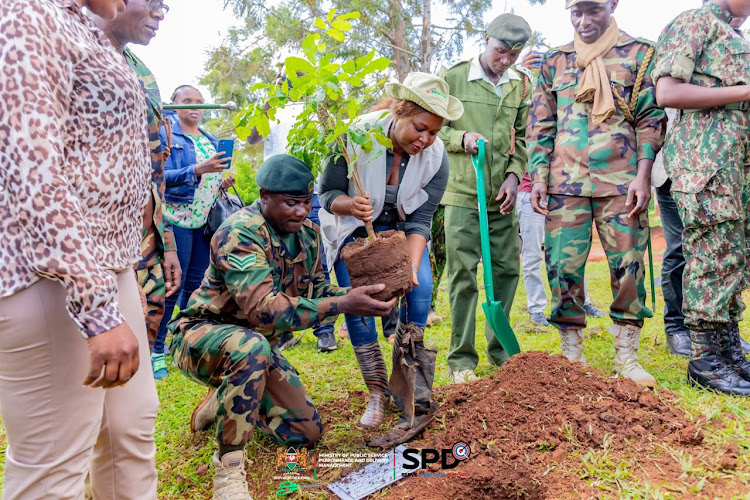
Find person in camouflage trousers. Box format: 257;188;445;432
169;155;394;500
652;0;750;396
527;0;666;387
126;48;181;375
93;5;183;381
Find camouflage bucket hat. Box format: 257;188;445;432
566;0;608;8
385;72;464;121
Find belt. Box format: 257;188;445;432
682;101;750;114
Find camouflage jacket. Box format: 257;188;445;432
170;201;348;338
652;2;750;195
124;47;176;270
527;31;666;197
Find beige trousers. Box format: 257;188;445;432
0;271;159;500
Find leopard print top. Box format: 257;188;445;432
0;0;150;337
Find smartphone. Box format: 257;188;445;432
217;138;235;169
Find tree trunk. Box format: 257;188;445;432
389;0;410;81
419;0;432;72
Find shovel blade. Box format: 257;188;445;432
482;301;520;356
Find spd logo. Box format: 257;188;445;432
402;441;471;470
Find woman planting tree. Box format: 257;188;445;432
319;72;463;432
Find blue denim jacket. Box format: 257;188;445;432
160;117;219;204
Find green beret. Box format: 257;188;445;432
487;13;532;51
256;154;314;198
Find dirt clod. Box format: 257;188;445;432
341;229;412;301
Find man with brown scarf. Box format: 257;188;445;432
527;0;666;386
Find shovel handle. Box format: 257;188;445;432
471;139;495;303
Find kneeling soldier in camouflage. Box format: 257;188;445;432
169;155;395;500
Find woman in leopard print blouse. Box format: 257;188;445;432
0;0;159;498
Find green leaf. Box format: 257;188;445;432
337;11;361;20
313;17;326;31
342;60;356;74
348;76;363;87
364;57;390;74
285;57;315;77
349;128;367;146
355;51;375;70
326;28;345;42
300;35;317;61
330;19;351;32
326;9;336;23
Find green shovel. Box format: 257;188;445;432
471;139;521;356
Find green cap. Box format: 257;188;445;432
486;13;532;51
256;154;314;198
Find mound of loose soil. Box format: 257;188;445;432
341;229;412;301
381;351;706;500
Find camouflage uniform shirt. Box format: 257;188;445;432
124;48;177;269
171;201;347;338
527;30;666;197
652;1;750;196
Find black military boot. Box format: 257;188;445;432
742;335;750;354
665;331;691;358
687;328;750;396
718;323;750;382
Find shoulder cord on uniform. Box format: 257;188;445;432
162;116;172;162
508;75;531;157
610;46;655;124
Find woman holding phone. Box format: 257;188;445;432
154;84;236;379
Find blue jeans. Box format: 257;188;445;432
333;227;432;347
154;224;212;353
307;194;334;338
656;180;688;336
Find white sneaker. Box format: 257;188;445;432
213;450;252;500
191;388;219;432
449;368;478;384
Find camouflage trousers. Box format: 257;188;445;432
136;262;166;349
429;205;446;308
672;165;750;330
545;194;652;330
170;321;323;447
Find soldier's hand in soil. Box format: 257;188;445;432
339;285;398;317
350;195;373;222
626;175;651;218
531;183;549;216
84;323;140;389
163;250;182;298
195;152;230;177
462;132;485;155
496;174;519;214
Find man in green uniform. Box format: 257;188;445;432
92;0;182;380
652;0;750;395
527;0;666;387
439;13;532;384
169;155;396;499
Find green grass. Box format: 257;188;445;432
2;258;750;498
